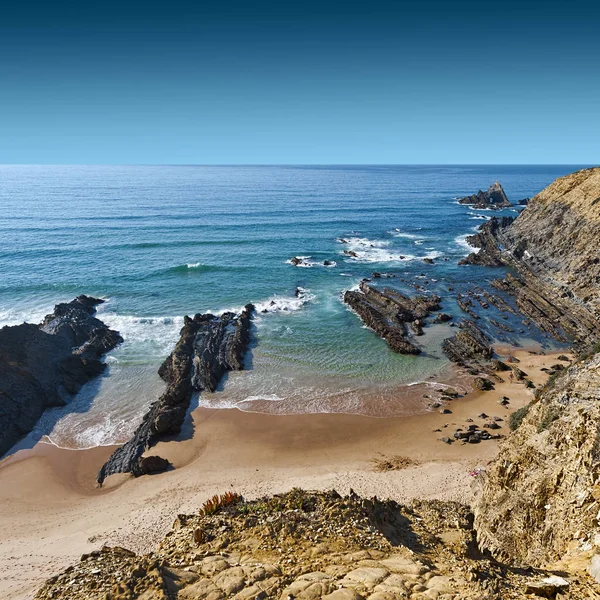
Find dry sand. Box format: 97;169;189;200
0;348;567;599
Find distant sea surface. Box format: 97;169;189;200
0;165;582;449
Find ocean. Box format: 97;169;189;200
0;164;580;449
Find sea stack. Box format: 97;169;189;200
458;181;512;209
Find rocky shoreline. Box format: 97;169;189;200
97;305;254;485
0;295;122;457
458;167;600;349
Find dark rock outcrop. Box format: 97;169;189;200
343;282;441;355
0;296;122;457
441;319;493;368
457;181;512;209
97;305;254;485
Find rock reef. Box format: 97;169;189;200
457;181;512;209
0;296;122;457
97;305;254;485
343;282;441;355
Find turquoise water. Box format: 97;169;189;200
0;165;580;448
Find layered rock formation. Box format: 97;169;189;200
459;167;600;347
0;296;122;457
457;181;512;209
35;489;599;600
97;305;254;485
344;282;441;355
474;349;600;576
441;320;493;369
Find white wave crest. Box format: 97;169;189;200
254;287;315;314
455;234;480;254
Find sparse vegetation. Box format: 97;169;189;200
371;455;416;472
509;403;531;431
537;406;562;433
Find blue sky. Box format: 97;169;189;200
0;0;598;164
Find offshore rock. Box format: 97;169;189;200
343;282;441;355
459;167;600;346
0;296;122;457
97;305;254;485
458;181;512;209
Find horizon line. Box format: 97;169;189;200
0;163;596;168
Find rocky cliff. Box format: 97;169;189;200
473;348;600;577
0;296;122;457
460;167;600;347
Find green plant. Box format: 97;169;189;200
509;403;531;431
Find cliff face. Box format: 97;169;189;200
461;167;600;345
474;350;600;570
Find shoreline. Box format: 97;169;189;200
0;346;566;599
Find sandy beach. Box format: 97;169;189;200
0;347;565;599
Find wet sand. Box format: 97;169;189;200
0;348;567;599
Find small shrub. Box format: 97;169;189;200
200;491;243;516
509;403;531;431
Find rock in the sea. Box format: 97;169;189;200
0;296;122;457
97;304;254;485
343;282;441;355
457;181;512;209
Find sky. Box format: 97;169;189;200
0;0;598;164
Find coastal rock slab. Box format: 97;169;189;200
0;295;122;457
97;304;254;484
344;282;441;355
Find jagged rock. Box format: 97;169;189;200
457;181;512;209
97;305;254;484
433;312;452;323
491;359;510;371
0;296;122;457
423;257;434;264
473;377;494;391
137;456;170;475
290;256;303;266
441;319;493;368
343;282;441;355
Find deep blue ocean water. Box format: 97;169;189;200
0;165;582;448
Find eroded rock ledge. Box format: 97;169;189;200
0;296;122;457
34;489;598;599
343;282;441;355
97;305;254;485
